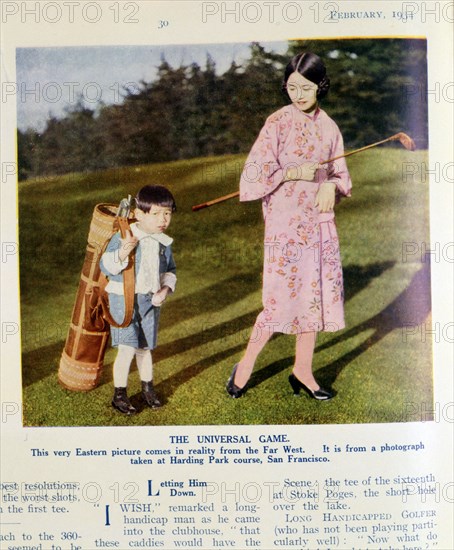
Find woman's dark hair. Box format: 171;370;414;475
135;185;177;213
282;52;330;101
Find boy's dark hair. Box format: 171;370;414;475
135;185;177;213
282;52;330;101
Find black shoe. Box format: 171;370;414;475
112;387;137;415
226;364;248;398
142;381;162;408
288;374;333;400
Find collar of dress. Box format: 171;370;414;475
130;222;173;247
291;104;321;121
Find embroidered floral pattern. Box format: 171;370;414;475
240;105;351;333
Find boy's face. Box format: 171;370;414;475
135;205;172;234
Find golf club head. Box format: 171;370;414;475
393;132;416;151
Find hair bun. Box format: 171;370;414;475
317;76;330;99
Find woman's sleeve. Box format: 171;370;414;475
239;111;290;202
100;232;128;276
325;123;352;197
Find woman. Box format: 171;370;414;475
227;52;351;400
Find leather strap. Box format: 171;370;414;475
98;216;136;329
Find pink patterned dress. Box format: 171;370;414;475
240;104;352;334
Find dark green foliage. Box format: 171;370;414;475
287;39;428;149
17;39;427;180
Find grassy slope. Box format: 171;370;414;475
19;149;432;426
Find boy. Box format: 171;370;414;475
101;185;176;415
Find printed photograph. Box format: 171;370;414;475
17;38;432;426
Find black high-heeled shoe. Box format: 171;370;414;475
226;364;248;398
288;374;333;400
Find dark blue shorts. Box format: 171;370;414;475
108;293;160;350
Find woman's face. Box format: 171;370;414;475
286;71;318;114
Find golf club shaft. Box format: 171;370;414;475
192;134;408;211
192;191;241;211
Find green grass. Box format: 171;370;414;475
19;149;432;426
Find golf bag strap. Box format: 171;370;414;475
99;216;136;329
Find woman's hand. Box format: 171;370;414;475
152;286;171;307
285;162;319;182
119;230;139;262
315;182;336;212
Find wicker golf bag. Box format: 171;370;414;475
58;203;135;391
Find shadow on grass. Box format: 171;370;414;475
21;261;397;391
159;272;260;330
21;340;66;387
316;258;432;388
157;261;397;394
248;355;295;391
20;273;259;388
343;261;394;301
22;260;430;424
152;344;247;405
155;309;260;362
243;260;431;395
158;261;396;361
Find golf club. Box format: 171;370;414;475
192;132;416;211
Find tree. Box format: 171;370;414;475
286;39;428;148
17;128;39;180
17;39;428;180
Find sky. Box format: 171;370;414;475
15;41;289;131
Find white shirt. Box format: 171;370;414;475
102;223;176;295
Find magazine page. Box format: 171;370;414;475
1;1;453;549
